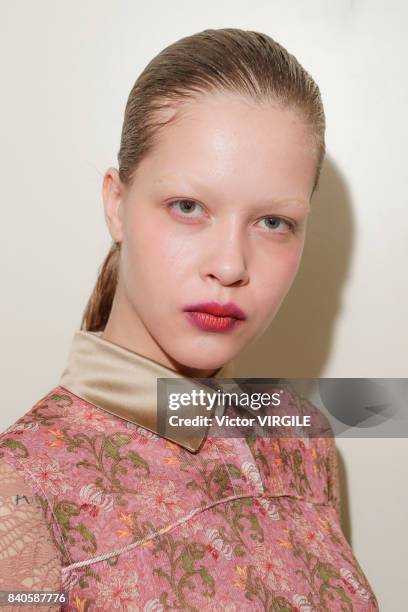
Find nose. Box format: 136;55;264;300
201;219;249;287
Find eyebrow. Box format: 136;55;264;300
254;199;310;211
154;175;311;211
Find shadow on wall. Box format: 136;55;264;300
234;155;354;379
234;155;355;543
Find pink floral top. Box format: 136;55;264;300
0;331;379;611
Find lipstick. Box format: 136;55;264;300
183;301;246;332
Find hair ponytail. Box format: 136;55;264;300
80;242;121;331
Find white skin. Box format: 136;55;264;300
101;91;317;377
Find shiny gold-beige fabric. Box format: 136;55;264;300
59;330;235;452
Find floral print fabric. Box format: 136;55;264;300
0;386;379;611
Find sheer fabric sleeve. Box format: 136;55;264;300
0;458;62;611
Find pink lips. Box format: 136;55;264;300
183;301;247;332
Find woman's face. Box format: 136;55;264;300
103;92;317;376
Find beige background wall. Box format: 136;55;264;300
1;1;406;609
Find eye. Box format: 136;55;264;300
257;216;296;233
168;200;297;233
168;199;204;219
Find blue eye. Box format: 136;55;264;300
258;216;296;233
169;199;203;218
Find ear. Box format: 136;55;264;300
102;167;125;243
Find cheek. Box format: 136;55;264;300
281;245;304;279
122;215;193;288
248;247;304;340
255;245;304;310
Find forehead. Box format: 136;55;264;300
135;92;317;200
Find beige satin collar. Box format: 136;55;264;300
59;330;235;452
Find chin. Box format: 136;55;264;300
170;344;234;373
161;324;247;369
176;354;225;372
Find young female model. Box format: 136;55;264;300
0;28;378;611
